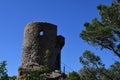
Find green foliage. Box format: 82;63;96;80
25;70;46;80
79;50;120;80
80;50;104;67
60;78;69;80
108;61;120;79
0;61;8;80
68;71;80;80
80;0;120;79
43;49;51;72
79;50;112;80
43;49;50;65
8;76;16;80
80;0;120;58
79;67;100;80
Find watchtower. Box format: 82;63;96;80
18;22;65;79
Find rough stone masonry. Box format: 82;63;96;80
17;22;65;79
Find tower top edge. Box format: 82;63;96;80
25;22;57;27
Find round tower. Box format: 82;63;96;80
18;22;65;79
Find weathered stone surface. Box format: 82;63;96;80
17;22;65;80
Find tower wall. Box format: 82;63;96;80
18;22;65;79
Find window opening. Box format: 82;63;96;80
40;31;44;36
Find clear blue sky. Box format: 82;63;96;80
0;0;118;76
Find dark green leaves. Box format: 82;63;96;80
80;0;120;58
80;50;104;68
0;61;8;80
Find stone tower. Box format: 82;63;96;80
18;22;65;79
